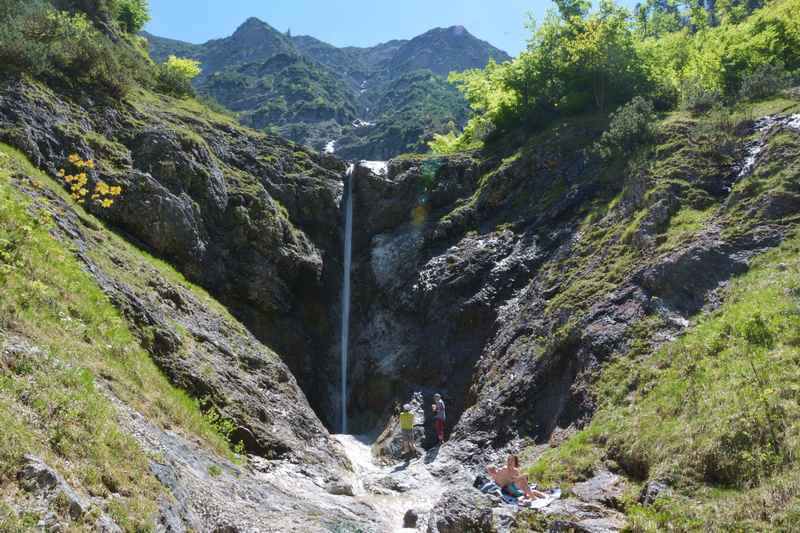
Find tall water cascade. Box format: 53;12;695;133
340;163;355;433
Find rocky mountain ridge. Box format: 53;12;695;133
143;19;511;159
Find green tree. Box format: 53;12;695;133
156;55;201;97
114;0;149;33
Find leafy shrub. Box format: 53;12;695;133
429;131;465;154
113;0;149;33
156;55;201;97
689;103;739;155
681;77;723;114
0;2;141;96
738;62;793;101
594;97;657;159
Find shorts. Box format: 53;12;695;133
401;428;414;443
502;483;524;498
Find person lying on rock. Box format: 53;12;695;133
399;403;416;456
487;455;546;500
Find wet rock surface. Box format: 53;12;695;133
105;390;379;533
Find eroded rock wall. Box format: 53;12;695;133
0;76;346;426
346;113;800;455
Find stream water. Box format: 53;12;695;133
734;113;800;185
333;434;447;532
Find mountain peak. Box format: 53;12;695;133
233;17;277;37
421;25;473;38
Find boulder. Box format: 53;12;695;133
570;471;625;508
17;454;90;521
372;392;426;462
403;509;419;528
542;499;627;532
426;490;494;533
639;480;670;505
325;480;355;497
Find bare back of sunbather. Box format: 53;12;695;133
488;465;515;487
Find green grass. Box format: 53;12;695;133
658;206;715;251
525;232;800;531
0;144;249;529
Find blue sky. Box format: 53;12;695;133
145;0;565;57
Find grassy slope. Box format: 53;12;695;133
0;143;237;531
516;96;800;531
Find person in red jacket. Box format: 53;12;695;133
431;393;446;444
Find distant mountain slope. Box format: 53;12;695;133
141;31;202;63
387;26;511;78
290;35;372;90
143;20;511;158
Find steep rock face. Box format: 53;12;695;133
346;111;800;453
10;167;348;473
0;76;346;425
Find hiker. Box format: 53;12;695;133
399;403;416;456
431;393;446;444
487;454;546;500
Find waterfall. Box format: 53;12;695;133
340;163;355;433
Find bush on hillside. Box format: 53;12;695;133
681;77;722;114
594;97;657;159
51;0;150;33
155;55;201;97
113;0;149;33
738;62;793;101
0;1;144;97
688;103;739;155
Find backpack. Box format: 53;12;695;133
473;474;490;489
